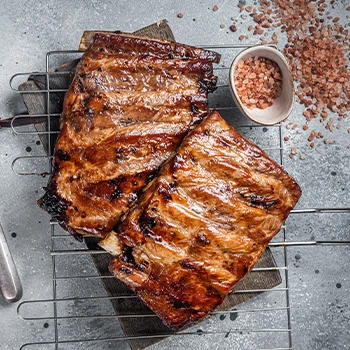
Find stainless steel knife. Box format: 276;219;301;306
0;223;22;302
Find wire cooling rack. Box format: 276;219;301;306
9;46;350;350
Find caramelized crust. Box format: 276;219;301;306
38;34;220;237
101;111;301;330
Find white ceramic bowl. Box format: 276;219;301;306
229;45;294;125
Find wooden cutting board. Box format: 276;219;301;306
18;20;281;350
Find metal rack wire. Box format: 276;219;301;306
10;47;350;350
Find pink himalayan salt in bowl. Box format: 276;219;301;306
229;45;295;125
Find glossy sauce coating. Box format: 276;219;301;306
38;34;220;237
101;111;301;330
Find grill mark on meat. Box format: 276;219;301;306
198;78;218;93
239;192;280;209
56;149;70;161
120;267;133;275
139;213;158;237
195;233;211;246
103;111;301;330
157;182;173;202
122;245;135;264
37;182;70;224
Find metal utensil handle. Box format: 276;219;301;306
0;224;23;302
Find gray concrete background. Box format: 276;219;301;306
0;1;349;349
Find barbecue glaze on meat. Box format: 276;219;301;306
101;111;301;330
38;33;220;237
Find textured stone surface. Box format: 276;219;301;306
0;1;349;350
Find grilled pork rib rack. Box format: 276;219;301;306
38;33;220;237
101;111;301;330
